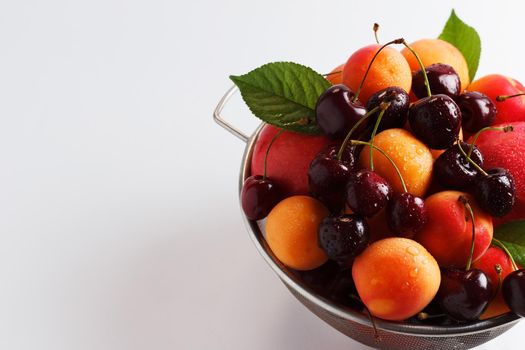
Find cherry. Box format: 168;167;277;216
402;40;462;150
474;167;515;217
433;141;484;190
294;260;340;296
412;63;460;99
241;129;283;220
503;269;525;317
409;94;462;150
437;196;493;321
308;145;356;212
316;85;367;139
456;91;497;133
318;214;370;265
241;175;281;220
386;192;427;238
346;170;391;217
328;269;364;310
366;87;410;131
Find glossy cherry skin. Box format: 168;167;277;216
474;167;516;217
318;214;370;265
316;84;367;139
433;141;484;190
241;175;281;220
438;268;492;321
386;192;427;238
455;91;497;133
412;64;461;99
502;269;525;317
346;169;392;217
366;87;410;131
408;94;462;150
308;145;357;212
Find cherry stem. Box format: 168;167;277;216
468;125;514;157
337;105;381;160
459;196;476;271
492;238;519;271
351;140;408;193
401;39;431;97
350;294;380;342
456;141;489;177
417;312;446;320
373;23;380;44
263;129;284;180
496;93;525;102
352;38;404;103
494;264;502;297
369;102;391;171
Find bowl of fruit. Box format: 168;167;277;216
214;10;525;350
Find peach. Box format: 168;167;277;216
469;122;525;224
352;238;440;321
326;63;344;85
467;74;525;125
342;45;411;104
251;125;331;197
359;128;433;197
266;196;329;270
472;246;515;319
401;39;470;90
415;191;493;268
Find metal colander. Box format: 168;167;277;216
214;86;521;350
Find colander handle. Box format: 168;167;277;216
213;86;249;143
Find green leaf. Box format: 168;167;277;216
494;220;525;267
438;9;481;82
230;62;330;134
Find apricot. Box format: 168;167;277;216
265;196;329;270
359;128;433;197
342;45;411;104
326;63;344;85
415;191;493;268
467;74;525;125
401;39;470;91
352;238;440;321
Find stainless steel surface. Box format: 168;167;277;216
215;87;522;349
213;86;249;143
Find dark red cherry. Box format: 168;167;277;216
433;142;484;189
366;87;410;131
386;192;427;238
316;84;367;139
308;145;357;211
318;214;370;265
408;94;462;149
241;175;281;220
412;64;461;99
455;91;497;133
346;170;391;217
438;268;492;321
474;167;515;217
502;269;525;317
327;269;364;310
294;260;340;296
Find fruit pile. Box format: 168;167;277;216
231;11;525;324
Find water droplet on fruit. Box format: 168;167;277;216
410;268;419;278
406;246;419;256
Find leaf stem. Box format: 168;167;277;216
263;129;284;179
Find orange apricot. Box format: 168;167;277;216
342;45;412;104
401;39;470;91
326;63;344;85
352;238;441;321
359;128;433;197
265;196;329;270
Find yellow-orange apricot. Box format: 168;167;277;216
401;39;470;91
343;45;411;104
352;238;441;321
326;63;344;85
359;128;433;197
265;196;329;270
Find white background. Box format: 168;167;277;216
1;0;524;349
